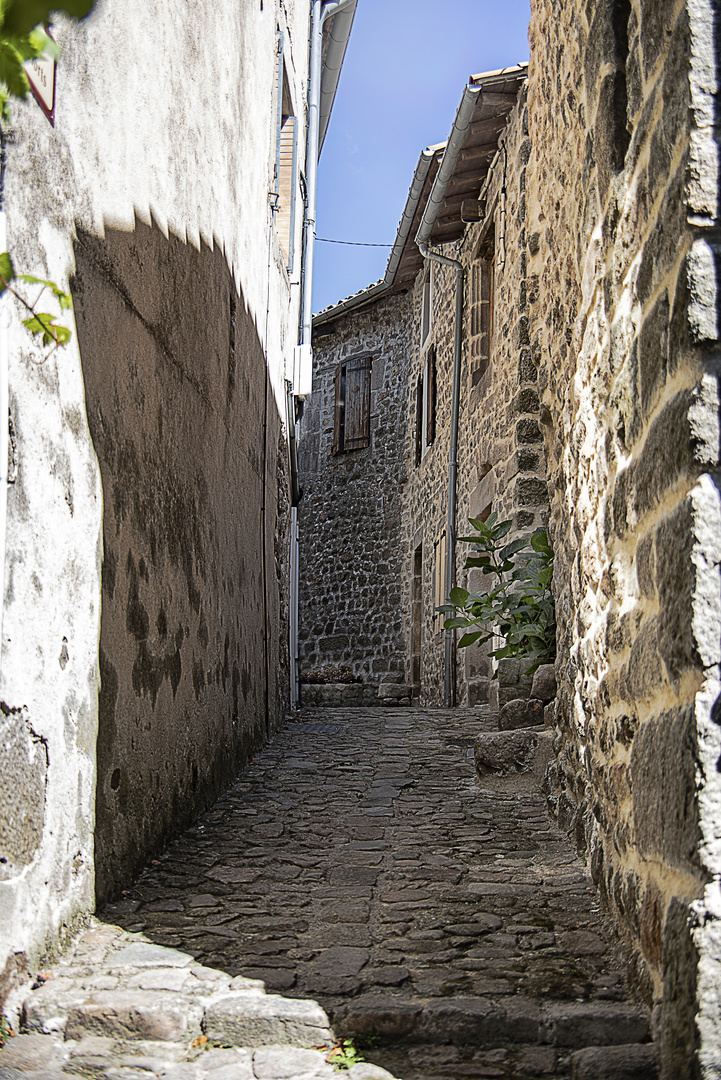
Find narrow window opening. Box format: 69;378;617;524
273;40;298;272
612;0;632;167
434;530;447;635
332;356;372;455
411;544;423;688
415;373;424;467
420;261;433;347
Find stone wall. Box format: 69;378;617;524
301;290;413;689
398;86;549;708
527;0;721;1071
73;220;289;905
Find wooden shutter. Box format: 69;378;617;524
434;530;447;634
273;35;284;199
343;357;372;450
332;365;344;455
277;114;296;267
426;346;436;445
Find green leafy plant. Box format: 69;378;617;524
326;1040;364;1071
439;512;556;676
0;1014;13;1046
0;1;96;353
0;253;72;354
0;0;96;122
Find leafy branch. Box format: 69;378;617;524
0;252;72;358
439;512;556;676
0;0;96;355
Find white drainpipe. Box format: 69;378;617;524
0;134;9;680
415;82;481;708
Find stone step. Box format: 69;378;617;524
334;993;651;1050
569;1043;659;1079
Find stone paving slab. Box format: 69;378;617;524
91;706;654;1079
2;707;656;1079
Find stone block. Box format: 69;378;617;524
569;1043;658;1079
203;995;331;1048
655;500;699;682
531;664;556;702
252;1045;331;1079
346;1065;397;1080
540;1002;650;1047
334;995;421;1039
475;729;544;775
416;998;495;1044
467;678;491;705
631;707;699;871
499;698;545;730
544;702;555;727
63;990;203;1042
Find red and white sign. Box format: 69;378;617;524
25;46;56;126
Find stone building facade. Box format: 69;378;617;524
298;290;412;697
0;0;354;1007
302;1;721;1071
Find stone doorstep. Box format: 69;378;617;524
0;1034;399;1080
334;995;650;1050
4;922;400;1079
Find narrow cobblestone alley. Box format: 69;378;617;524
86;705;653;1079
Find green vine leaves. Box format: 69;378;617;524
0;252;72;358
439;512;556;677
0;0;96;356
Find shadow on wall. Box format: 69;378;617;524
71;215;289;907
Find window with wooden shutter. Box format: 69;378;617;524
331;356;372;454
272;36;297;273
434;530;447;634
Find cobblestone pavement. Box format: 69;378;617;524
95;706;654;1079
2;706;657;1080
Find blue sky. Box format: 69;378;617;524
313;0;531;314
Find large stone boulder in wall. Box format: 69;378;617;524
531;664;557;702
474;728;553;791
499;698;545;730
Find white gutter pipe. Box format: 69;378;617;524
312;145;438;328
415;82;481;709
291;0;355;708
299;0;356;354
0;133;9;681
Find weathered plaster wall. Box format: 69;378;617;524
73;220;288;903
0;0;304;975
527;0;721;1070
301;291;412;687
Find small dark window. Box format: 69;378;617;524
414;372;424;467
611;0;632;166
415;346;436;467
421;261;433;346
332;356;372;455
425;345;436;446
469;230;495;390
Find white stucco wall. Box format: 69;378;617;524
0;0;308;972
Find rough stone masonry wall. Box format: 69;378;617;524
300;290;413;689
455;85;550;708
528;0;721;1072
400;87;549;708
